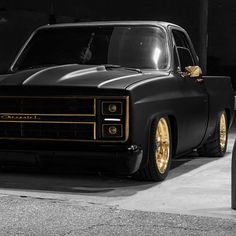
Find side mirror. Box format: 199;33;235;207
185;66;202;78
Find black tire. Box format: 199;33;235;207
198;111;228;157
134;117;172;181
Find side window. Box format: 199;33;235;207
172;30;195;71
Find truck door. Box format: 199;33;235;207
171;28;208;153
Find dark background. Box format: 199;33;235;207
0;0;235;90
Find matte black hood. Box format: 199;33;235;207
0;64;169;90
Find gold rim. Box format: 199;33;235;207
155;118;170;174
220;113;227;152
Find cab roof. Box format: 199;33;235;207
39;21;183;31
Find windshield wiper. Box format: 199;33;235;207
104;64;143;74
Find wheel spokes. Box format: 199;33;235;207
155;118;170;174
219;113;227;151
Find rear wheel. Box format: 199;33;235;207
134;117;172;181
198;111;228;157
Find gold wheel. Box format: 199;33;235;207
155;118;170;174
198;111;228;157
133;116;172;181
220;113;227;152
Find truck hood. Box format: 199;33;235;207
0;64;169;90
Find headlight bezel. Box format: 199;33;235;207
98;96;129;142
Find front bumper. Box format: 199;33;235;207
0;145;143;175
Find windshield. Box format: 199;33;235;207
13;25;169;71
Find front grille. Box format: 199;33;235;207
0;97;95;115
0;96;96;141
0;122;95;141
0;96;129;143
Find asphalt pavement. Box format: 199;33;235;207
0;196;236;236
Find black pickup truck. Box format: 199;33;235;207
0;21;234;181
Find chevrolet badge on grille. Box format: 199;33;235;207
0;115;41;120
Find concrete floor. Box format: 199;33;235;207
107;132;236;220
0;130;235;222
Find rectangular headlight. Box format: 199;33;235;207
102;124;123;138
102;101;123;115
